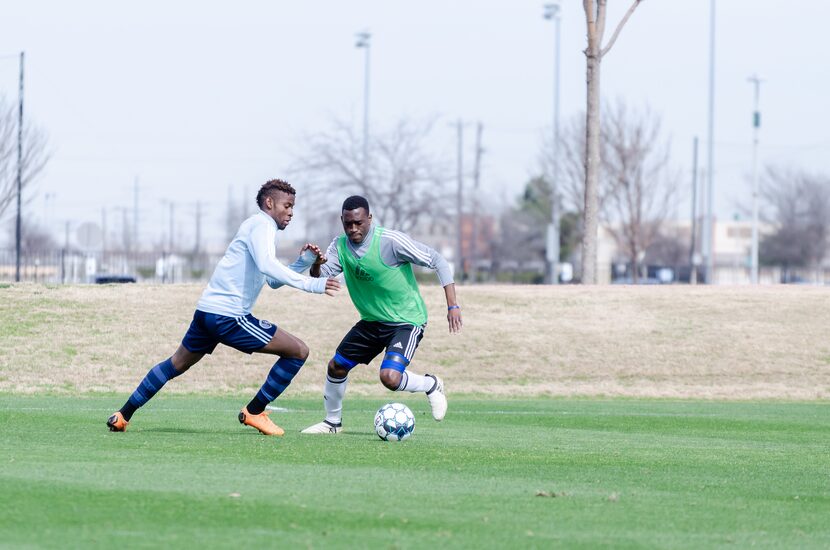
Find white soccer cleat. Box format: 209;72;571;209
300;420;343;434
426;374;447;421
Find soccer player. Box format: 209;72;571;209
301;195;461;434
106;179;340;436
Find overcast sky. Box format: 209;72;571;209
1;1;827;251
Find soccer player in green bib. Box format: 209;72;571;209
301;195;462;434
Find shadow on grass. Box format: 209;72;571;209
138;427;247;435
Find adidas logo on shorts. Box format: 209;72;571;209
392;342;403;350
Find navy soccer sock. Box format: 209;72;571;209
246;357;306;415
119;358;181;421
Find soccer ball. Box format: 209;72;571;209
374;402;415;441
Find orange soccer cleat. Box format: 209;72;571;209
106;411;129;432
238;407;285;436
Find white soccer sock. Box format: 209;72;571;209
324;374;348;424
395;371;436;393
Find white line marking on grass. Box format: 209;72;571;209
6;407;298;413
3;407;721;417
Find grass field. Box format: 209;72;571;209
1;395;828;548
2;283;830;399
1;283;829;547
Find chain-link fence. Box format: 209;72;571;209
0;249;222;284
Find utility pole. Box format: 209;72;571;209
101;207;107;254
704;0;717;284
169;202;175;253
194;201;202;254
543;2;561;285
62;220;69;284
471;122;484;283
355;31;371;183
748;74;763;285
133;177;140;252
225;186;235;243
15;52;24;282
689;137;699;284
120;207;131;252
456;119;465;281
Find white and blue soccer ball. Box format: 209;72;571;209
374;402;415;441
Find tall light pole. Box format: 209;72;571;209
543;3;561;285
456;119;465;280
15;52;25;282
748;74;763;285
704;0;716;284
355;31;371;183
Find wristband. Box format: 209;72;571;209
448;305;460;311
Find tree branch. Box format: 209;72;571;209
600;0;642;58
596;0;608;47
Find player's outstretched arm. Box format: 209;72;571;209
249;223;328;294
311;238;343;279
324;277;340;297
267;243;323;289
444;283;462;334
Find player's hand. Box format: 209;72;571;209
447;307;462;334
301;243;326;265
324;277;341;297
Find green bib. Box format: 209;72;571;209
337;227;428;326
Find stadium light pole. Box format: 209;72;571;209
543;3;561;285
15;52;24;282
703;0;716;284
355;31;371;184
748;74;763;285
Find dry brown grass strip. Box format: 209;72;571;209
1;283;828;399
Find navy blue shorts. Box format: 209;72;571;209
181;310;277;354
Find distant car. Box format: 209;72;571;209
94;275;136;284
781;273;810;284
611;277;662;285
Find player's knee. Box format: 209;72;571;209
379;369;402;390
295;341;310;361
328;359;349;379
328;353;357;378
171;349;199;373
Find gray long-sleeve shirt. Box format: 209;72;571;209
318;224;454;287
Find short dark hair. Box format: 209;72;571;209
256;179;296;208
342;195;370;213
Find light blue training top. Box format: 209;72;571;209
196;210;325;317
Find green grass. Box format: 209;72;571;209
0;396;828;549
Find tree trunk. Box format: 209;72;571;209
582;48;601;284
580;0;641;284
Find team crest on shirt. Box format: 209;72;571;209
260;319;273;329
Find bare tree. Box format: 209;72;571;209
292;117;451;234
759;167;830;275
540;112;611;277
602;102;679;282
541;115;588;220
5;217;56;251
540;102;674;281
0;95;50;220
581;0;643;283
491;177;584;282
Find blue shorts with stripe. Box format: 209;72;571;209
181;310;277;354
